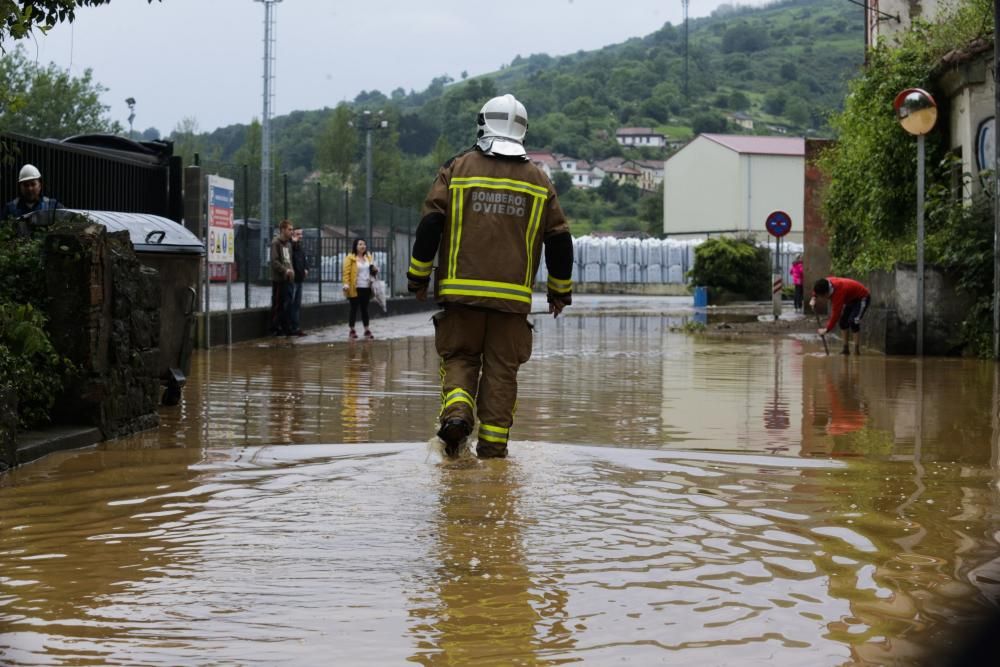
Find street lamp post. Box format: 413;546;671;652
125;97;136;140
359;110;389;242
894;88;939;357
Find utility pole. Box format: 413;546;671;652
682;0;690;98
255;0;282;278
360;110;388;243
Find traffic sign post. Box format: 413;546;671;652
765;211;792;319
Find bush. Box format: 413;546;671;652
688;237;771;300
0;303;71;428
0;227;73;428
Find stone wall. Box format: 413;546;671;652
863;263;974;356
43;221;161;439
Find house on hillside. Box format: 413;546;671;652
627;159;665;192
526;151;559;178
615;127;667;148
662;134;805;243
554;154;601;188
728;112;755;131
593;157;641;188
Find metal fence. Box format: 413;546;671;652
1;132;180;219
195;160;422;311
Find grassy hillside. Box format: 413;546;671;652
183;0;864;232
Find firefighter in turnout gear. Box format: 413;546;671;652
408;93;574;459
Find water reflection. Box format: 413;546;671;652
2;304;1000;664
408;459;569;664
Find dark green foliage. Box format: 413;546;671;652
0;302;68;427
688;237;770;300
0;226;44;307
0;227;71;427
721;24;768;53
189;0;862;232
1;0;159;43
692;111;728;134
820;0;995;355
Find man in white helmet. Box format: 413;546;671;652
407;93;574;459
4;164;62;220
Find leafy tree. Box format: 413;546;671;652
688;237;769;300
315;104;357;186
170;116;203;166
821;0;993;353
779;62;798;81
0;46;119;137
729;91;750;110
551;170;573;195
721;24;767;54
140;127;161;141
0;0;159;43
763;89;787;115
691;111;727;134
784;98;810;127
637;183;664;234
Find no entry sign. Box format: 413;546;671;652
765;210;792;238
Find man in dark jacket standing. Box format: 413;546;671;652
407;93;574;459
270;219;295;336
289;227;309;336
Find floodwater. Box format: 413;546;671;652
2;296;999;666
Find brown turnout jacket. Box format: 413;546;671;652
408;149;572;314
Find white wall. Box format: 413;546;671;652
740;153;805;244
663;137;740;237
946;58;994;200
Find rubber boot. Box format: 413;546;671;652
437;418;471;458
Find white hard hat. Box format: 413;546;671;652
476;94;528;157
18;164;41;182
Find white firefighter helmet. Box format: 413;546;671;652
18;164;41;182
476;94;528;157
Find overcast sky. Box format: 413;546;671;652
23;0;775;135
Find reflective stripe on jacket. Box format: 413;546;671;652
415;151;570;314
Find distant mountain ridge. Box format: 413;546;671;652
186;0;864;210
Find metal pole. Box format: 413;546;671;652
994;0;1000;359
917;133;926;357
366;126;373;242
317;181;323;303
258;0;279;293
345;187;350;240
283;172;288;220
243;164;250;309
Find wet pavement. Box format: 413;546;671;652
2;295;1000;665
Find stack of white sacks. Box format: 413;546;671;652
534;236;804;286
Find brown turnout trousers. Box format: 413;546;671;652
433;305;533;448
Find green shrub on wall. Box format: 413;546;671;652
0;227;71;428
0;303;69;428
688;237;771;301
820;0;996;355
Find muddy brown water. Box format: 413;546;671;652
2;298;999;665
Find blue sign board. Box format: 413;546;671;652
765;210;792;238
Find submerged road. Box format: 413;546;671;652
2;296;999;665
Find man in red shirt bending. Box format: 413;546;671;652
810;277;870;356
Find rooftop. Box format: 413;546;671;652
701;134;805;156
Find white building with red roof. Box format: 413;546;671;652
662;134;805;243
